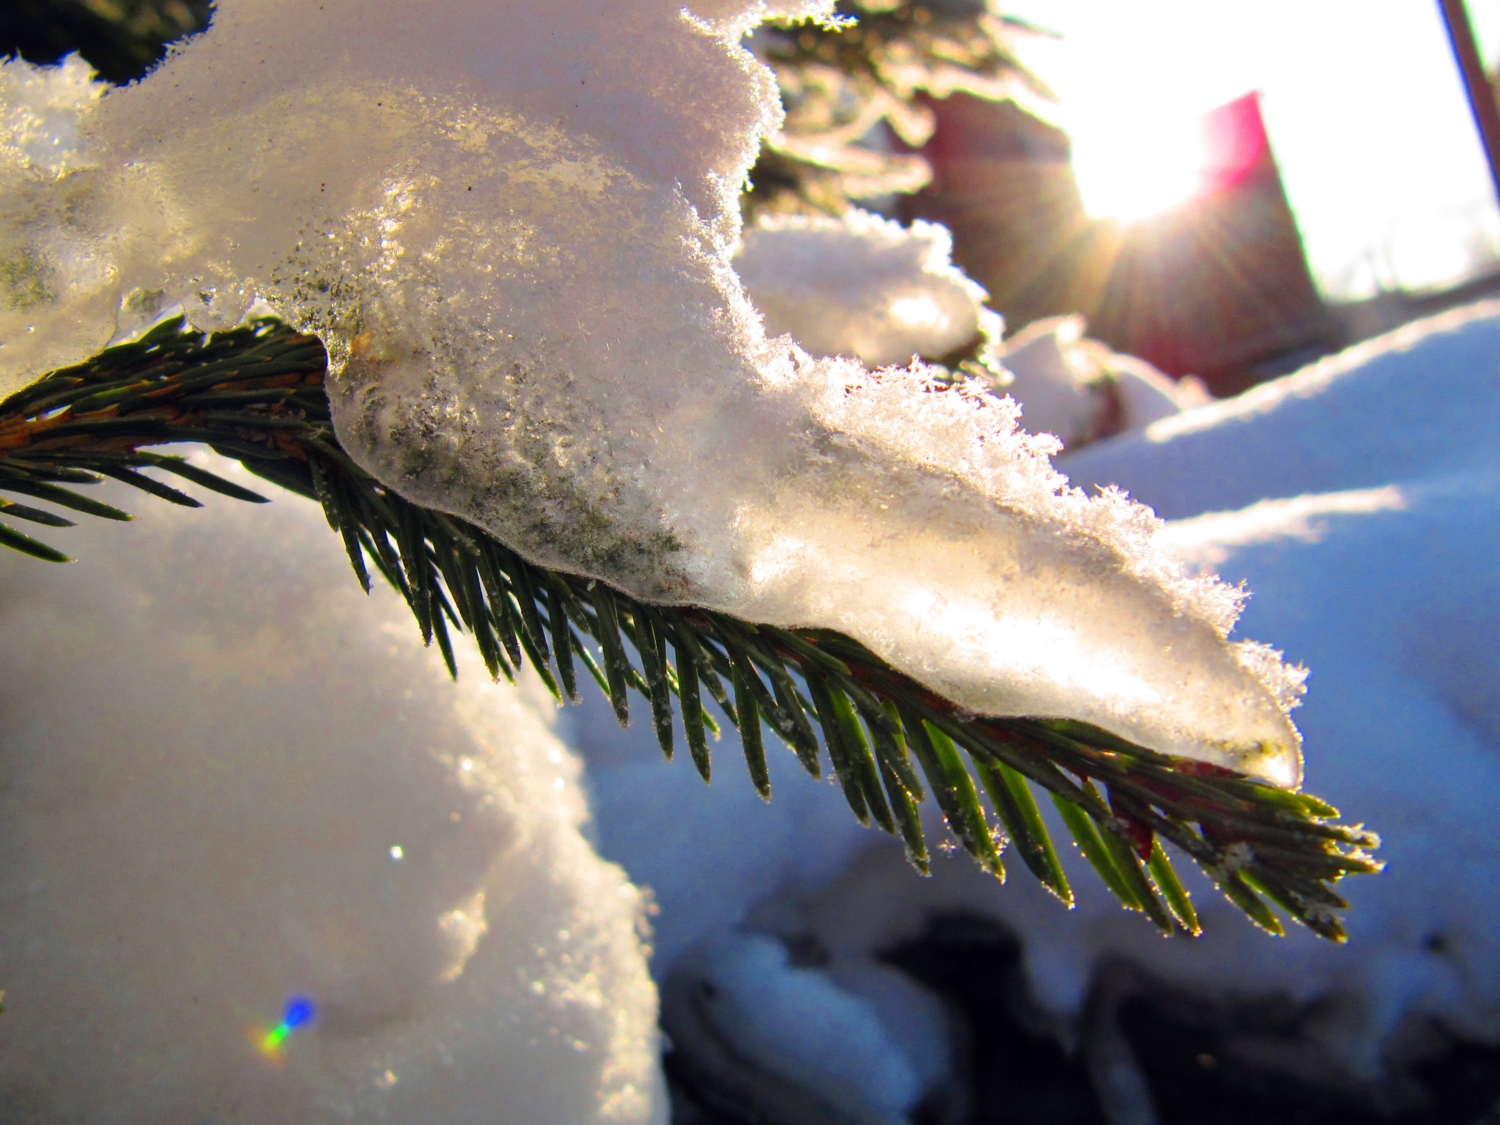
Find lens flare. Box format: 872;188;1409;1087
256;996;316;1060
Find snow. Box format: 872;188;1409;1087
734;209;994;366
6;3;1491;1114
661;932;952;1125
0;454;665;1124
563;688;872;973
0;4;1308;785
3;10;1493;1101
0;3;1307;783
1059;299;1500;518
540;302;1500;1109
996;314;1210;449
0;52;100;178
1015;302;1500;1071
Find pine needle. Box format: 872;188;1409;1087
0;316;1382;939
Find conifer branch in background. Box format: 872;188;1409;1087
748;0;1055;217
0;317;1382;941
0;0;211;86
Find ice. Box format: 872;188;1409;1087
734;209;994;366
0;454;664;1124
0;0;1303;784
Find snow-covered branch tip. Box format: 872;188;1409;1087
0;318;1382;940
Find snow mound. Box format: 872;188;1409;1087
734;209;993;365
563;685;872;972
0;455;664;1124
1000;315;1209;449
1062;298;1500;517
660;931;958;1125
0;2;1302;785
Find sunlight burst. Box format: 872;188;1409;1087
1072;113;1208;223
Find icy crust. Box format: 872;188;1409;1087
0;0;1301;785
734;210;992;366
0;456;664;1124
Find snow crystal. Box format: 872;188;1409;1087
734;209;993;365
0;0;1301;785
0;456;664;1124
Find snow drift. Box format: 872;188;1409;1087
0;455;665;1124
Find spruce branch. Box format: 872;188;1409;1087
0;317;1381;939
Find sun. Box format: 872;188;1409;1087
1070;112;1209;223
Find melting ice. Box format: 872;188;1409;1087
0;0;1302;785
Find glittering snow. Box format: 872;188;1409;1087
0;0;1303;784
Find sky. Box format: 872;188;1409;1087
1003;0;1500;300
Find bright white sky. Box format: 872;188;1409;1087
1004;0;1500;299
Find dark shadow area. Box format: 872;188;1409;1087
884;914;1106;1125
884;913;1500;1125
0;0;210;86
1120;988;1500;1125
662;912;1500;1124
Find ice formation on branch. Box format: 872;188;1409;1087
0;457;664;1124
843;302;1500;1084
0;0;1302;785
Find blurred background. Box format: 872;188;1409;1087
903;0;1500;393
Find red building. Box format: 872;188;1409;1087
906;92;1340;396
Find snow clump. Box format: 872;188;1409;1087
0;0;1302;785
734;209;995;365
0;456;665;1125
999;315;1211;449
